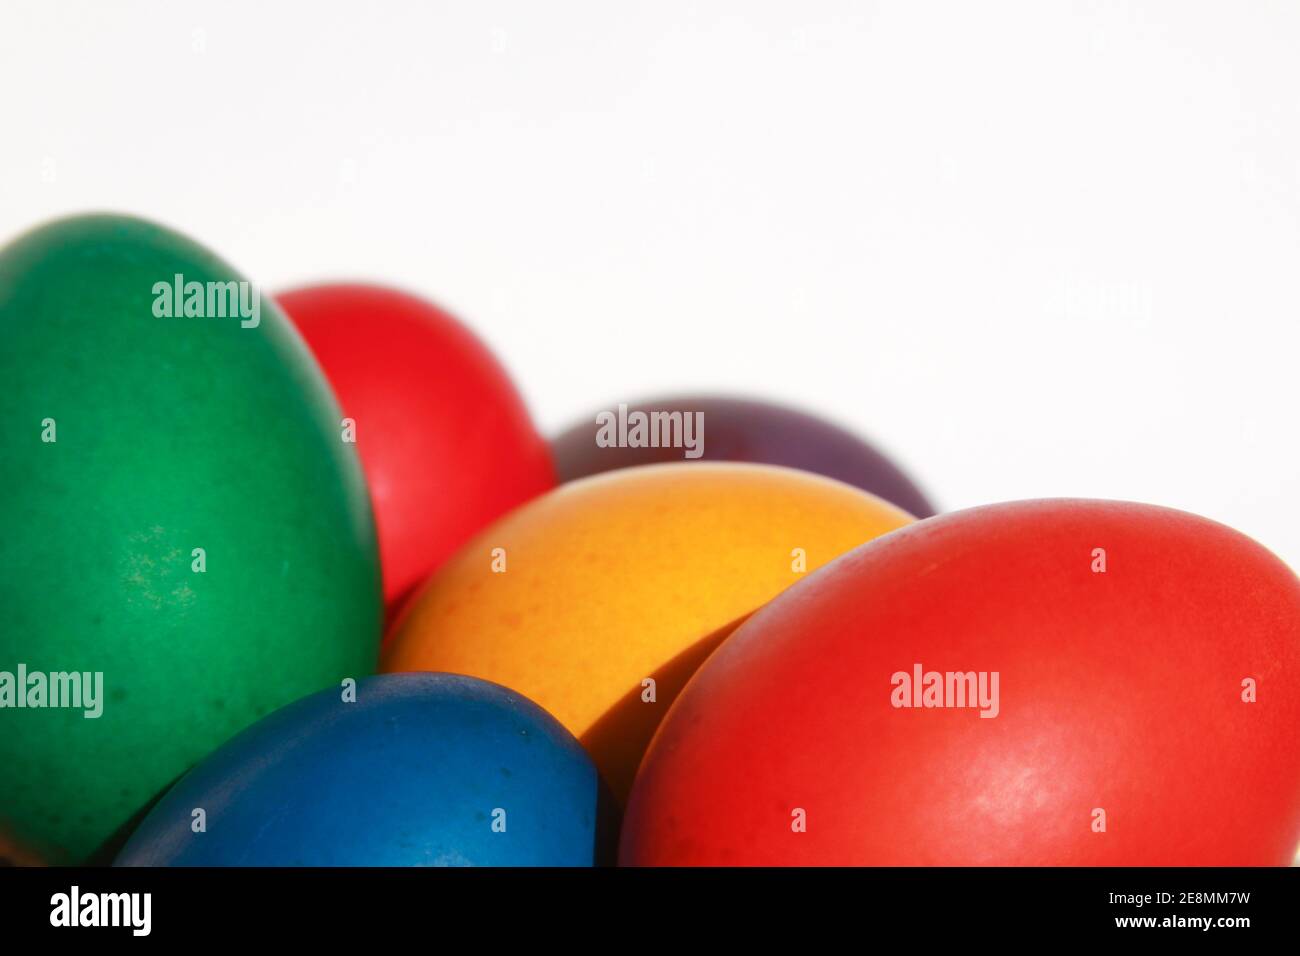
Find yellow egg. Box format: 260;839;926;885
382;462;913;799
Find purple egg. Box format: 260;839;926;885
552;395;935;517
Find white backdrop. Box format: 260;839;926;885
3;1;1297;569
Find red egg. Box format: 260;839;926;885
621;499;1300;865
277;284;554;614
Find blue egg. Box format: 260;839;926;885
115;673;614;866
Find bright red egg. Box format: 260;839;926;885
621;499;1300;865
277;284;554;614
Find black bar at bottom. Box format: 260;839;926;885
1;866;1291;942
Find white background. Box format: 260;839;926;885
3;1;1297;569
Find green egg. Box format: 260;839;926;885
0;214;381;863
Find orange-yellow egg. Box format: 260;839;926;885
382;462;913;799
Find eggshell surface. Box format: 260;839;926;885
383;462;913;800
116;673;611;866
621;499;1300;865
0;215;381;864
277;283;554;613
553;394;935;517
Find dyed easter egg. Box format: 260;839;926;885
552;395;935;517
621;500;1300;865
277;284;554;614
115;674;612;866
0;215;381;864
383;463;912;799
